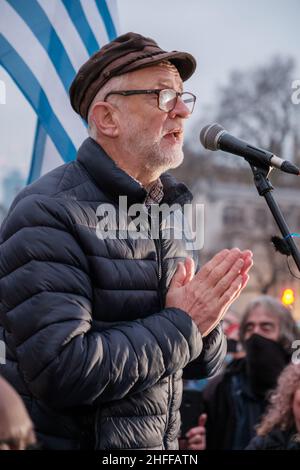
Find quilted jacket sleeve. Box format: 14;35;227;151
182;324;227;379
0;194;202;409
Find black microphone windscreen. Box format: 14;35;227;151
200;123;225;150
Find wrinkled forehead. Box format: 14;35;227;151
246;305;279;325
124;63;183;91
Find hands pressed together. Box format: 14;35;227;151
166;248;253;336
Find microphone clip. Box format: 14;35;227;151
271;236;292;256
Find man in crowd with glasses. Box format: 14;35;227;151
0;32;252;450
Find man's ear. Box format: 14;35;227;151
90;102;119;138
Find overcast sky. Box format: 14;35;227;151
0;0;299;194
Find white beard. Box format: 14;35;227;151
122;118;184;174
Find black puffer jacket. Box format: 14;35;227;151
0;138;226;450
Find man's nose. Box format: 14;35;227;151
253;325;262;335
168;97;190;119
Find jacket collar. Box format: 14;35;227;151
77;137;193;206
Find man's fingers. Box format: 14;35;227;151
169;262;186;289
219;274;243;309
241;256;253;276
198;413;207;427
213;252;253;297
188;433;205;445
188;443;205;450
241;273;250;289
186;426;205;439
207;248;245;287
194;249;230;280
193;248;237;284
184;257;195;285
237;273;250;295
226;272;250;306
213;257;244;297
241;250;253;259
235;253;252;293
186;427;206;450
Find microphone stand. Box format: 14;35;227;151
248;161;300;273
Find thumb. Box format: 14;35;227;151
183;257;195;285
169;262;186;289
198;413;207;428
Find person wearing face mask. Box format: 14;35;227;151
246;363;300;450
202;295;299;450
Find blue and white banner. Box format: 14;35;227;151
0;0;119;183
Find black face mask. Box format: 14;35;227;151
245;334;289;398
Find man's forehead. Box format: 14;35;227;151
247;308;278;324
127;65;183;90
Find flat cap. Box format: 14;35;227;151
69;32;196;121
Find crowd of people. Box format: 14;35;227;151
181;296;300;450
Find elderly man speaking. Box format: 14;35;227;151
0;32;252;450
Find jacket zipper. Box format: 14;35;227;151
154;211;173;448
164;375;173;450
153;209;163;309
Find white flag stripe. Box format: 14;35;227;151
41;135;64;175
1;1;87;149
37;0;90;71
80;0;109;48
106;0;120;32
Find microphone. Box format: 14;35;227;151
200;123;300;175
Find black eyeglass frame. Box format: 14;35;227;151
104;89;196;114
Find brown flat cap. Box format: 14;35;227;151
69;32;196;121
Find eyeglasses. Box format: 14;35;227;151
104;88;196;114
